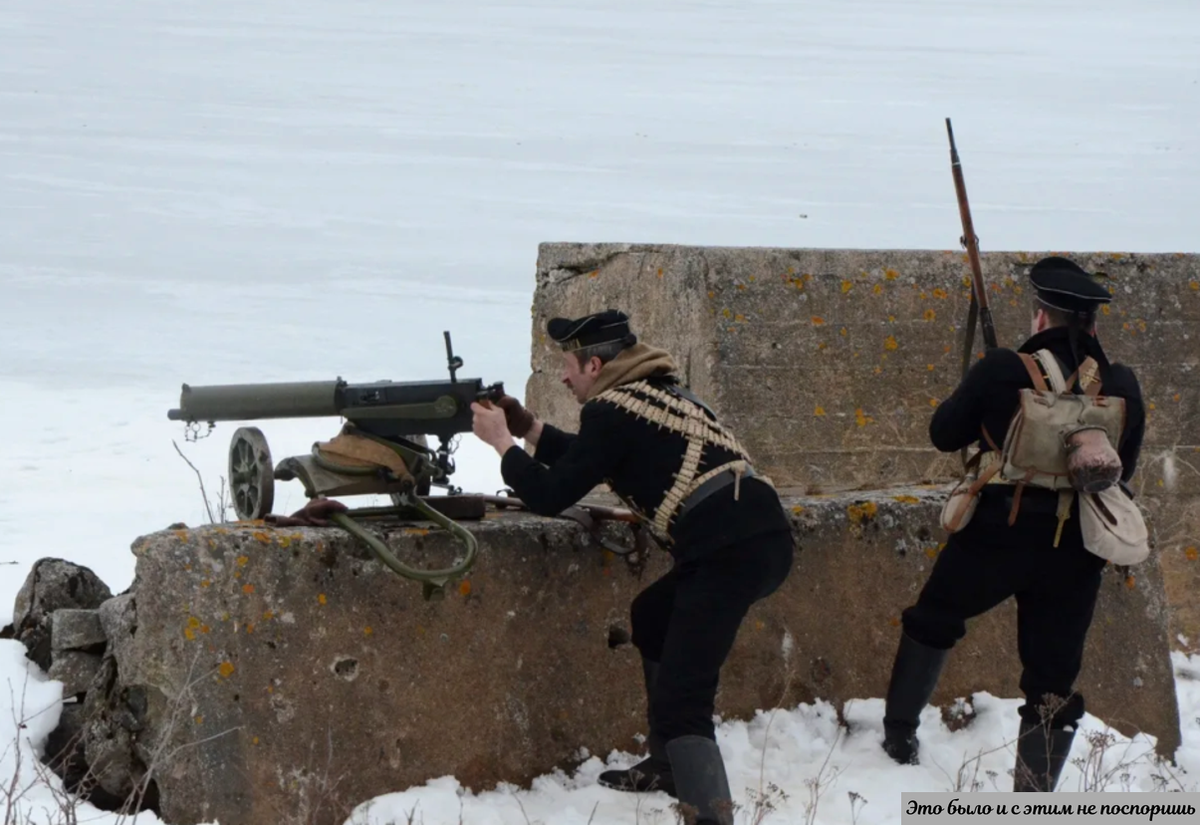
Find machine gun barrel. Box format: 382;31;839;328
168;380;342;423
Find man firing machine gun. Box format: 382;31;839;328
165;331;643;600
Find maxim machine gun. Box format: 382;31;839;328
167;331;506;598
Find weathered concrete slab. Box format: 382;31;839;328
524;243;1200;647
110;489;1178;825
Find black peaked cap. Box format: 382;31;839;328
1029;256;1113;314
547;309;636;352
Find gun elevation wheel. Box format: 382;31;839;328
229;427;275;521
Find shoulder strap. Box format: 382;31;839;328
1018;353;1050;392
662;382;718;422
1033;349;1069;394
1068;356;1104;397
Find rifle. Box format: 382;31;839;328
946;117;999;364
946;119;1000;469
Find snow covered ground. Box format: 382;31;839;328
2;0;1198;822
2;642;1199;824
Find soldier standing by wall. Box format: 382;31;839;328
879;257;1146;791
470;309;794;825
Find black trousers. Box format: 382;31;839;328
901;490;1108;728
629;529;794;742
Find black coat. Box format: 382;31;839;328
931;325;1146;530
499;376;792;560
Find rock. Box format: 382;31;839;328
48;651;104;697
12;558;113;670
98;594;138;664
51;609;107;653
81;654;153;802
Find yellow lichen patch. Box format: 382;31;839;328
734;313;745;322
925;547;938;559
317;594;327;605
722;308;732;318
847;501;878;524
200;579;211;588
943;344;951;354
174;530;190;542
1190;281;1199;291
252;736;260;745
277;535;293;549
588;270;599;279
707;290;715;298
888;617;901;627
885;269;899;280
364;626;373;636
817;342;827;351
839;327;848;337
814;406;826;416
927;364;935;371
749;276;756;282
893;495;920;504
841;280;854;294
1125;575;1136;589
188;616;201;629
929;398;939;408
874;366;883;375
245;623;255;634
932;288;948;299
873;284;883;295
657;267;663;278
919;291;927;300
791;505;805;515
884;335;899;350
200;624;210;634
263;610;274;621
811;316;825;326
207;539;216;548
1148;402;1156;411
214;527;229;535
736;284;746;291
854;408;874;427
1174;393;1182;402
218;661;235;678
194;715;204;725
242;583;255;594
923;309;936;321
252;531;271;545
458;580;472;597
184;628;196;641
237;555;249;567
403;527;430;537
961;276;971;287
1185;547;1198;561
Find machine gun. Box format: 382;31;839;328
167;331;505;598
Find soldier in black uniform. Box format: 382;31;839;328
471;310;794;825
879;257;1146;791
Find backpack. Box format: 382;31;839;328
939;349;1150;565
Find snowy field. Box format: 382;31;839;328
2;0;1198;822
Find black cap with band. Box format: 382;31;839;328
547;309;638;352
1028;256;1113;315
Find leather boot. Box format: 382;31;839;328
1013;719;1075;792
598;658;676;796
881;632;950;765
666;735;734;825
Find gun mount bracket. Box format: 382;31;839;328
229;427;275;521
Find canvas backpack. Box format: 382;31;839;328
939;349;1150;566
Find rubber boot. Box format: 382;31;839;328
598;658;676;796
1013;719;1075;792
666;735;734;825
881;632;950;765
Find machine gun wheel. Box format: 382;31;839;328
229;427;275;521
